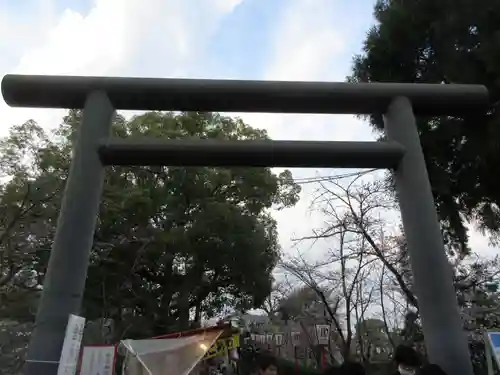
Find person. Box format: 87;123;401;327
393;345;421;375
255;353;278;375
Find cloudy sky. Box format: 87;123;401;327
0;0;495;257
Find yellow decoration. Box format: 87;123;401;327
203;334;240;359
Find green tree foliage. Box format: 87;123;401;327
395;248;500;373
349;0;500;253
0;321;32;375
277;286;323;322
455;257;500;374
0;111;301;343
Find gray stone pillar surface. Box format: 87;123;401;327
383;97;473;375
24;91;115;375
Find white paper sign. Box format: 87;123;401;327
80;346;116;375
315;324;330;345
274;333;284;346
266;334;273;344
291;332;301;346
57;314;86;375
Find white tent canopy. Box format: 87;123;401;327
120;329;223;375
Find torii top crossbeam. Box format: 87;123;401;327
1;74;489;114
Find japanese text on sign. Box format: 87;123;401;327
203;334;240;359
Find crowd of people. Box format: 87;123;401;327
252;345;447;375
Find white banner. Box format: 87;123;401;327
274;333;284;346
79;346;116;375
315;324;330;345
57;314;86;375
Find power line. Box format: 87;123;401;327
291;168;380;185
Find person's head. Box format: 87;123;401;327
394;345;421;374
256;353;278;375
339;361;365;375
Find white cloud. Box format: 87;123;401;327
468;224;498;256
264;0;345;82
1;0;131;130
14;3;127;76
0;0;242;135
212;0;243;14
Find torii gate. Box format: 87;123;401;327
1;74;488;375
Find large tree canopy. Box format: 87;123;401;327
0;110;301;341
349;0;500;253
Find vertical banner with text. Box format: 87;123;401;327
79;345;116;375
315;324;330;346
57;314;86;375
